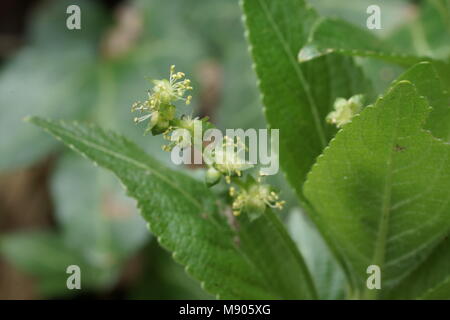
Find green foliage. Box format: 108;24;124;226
241;0;450;300
241;0;373;201
304;80;450;298
386;236;450;299
0;0;258;299
395;62;450;142
2;0;449;300
28;117;317;299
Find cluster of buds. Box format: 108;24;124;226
326;94;364;128
161;115;212;152
228;174;285;218
205;136;253;186
132;66;284;219
132;65;192;135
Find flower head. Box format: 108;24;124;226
229;175;285;218
161;115;212;152
130;63;286;221
326;94;364;128
151;65;193;107
131;65;192;135
207;136;253;184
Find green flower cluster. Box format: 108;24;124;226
131;66;284;219
132;65;192;135
229;175;285;218
204;136;253;186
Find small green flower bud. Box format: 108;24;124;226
151;119;170;135
205;167;221;187
327;94;364;128
146;105;175;135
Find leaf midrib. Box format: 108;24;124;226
364;102;400;299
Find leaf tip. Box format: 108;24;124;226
23;116;46;128
23;116;48;129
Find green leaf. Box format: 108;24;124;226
299;18;431;66
303;80;450;298
385;237;450;299
28;117;317;299
241;0;373;194
395;62;450;142
241;0;373;286
433;58;450;91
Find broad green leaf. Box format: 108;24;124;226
385;237;450;299
28;117;317;299
241;0;373;285
241;0;373;194
383;63;450;298
395;62;450;142
434;58;450;91
303;80;450;298
299;18;431;66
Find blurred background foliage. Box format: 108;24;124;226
0;0;447;299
